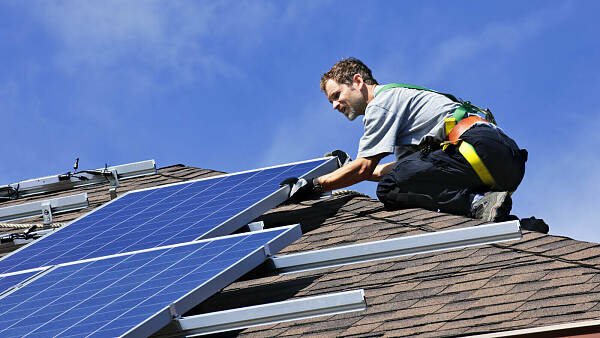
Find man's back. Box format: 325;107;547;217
359;86;461;160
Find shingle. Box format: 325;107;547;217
441;278;489;294
506;279;554;294
299;316;363;335
240;328;293;337
467;284;514;299
516;293;600;311
433;254;487;270
528;237;575;253
436;298;481;313
381;310;463;331
417;327;469;338
438;312;520;331
340;322;382;336
526;283;599;301
563;245;600;261
409;269;499;292
363;281;421;298
540;267;595;280
506;234;566;252
465;318;537;335
458;301;526;320
544;241;600;258
418;248;479;265
361;299;421;316
383;322;445;337
352;309;413;326
587;274;600;283
528;310;600;328
238;323;280;335
411;290;474;308
365;293;398;305
390;286;447;302
482;270;550;288
310;274;369;292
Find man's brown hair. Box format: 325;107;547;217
320;57;378;91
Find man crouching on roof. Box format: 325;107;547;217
280;57;527;222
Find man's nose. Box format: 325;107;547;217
332;100;340;111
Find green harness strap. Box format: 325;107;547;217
375;83;469;121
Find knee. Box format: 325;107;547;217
377;186;436;211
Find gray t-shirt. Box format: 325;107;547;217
357;85;461;160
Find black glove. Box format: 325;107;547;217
324;149;352;167
279;177;318;203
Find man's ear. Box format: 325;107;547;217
352;74;364;89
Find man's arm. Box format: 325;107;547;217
318;153;387;191
368;161;395;182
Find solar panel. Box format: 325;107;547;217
0;271;37;295
0;225;301;337
0;158;336;274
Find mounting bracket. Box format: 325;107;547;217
40;203;52;225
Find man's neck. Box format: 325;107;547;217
365;84;377;104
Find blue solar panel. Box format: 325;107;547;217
0;158;335;274
0;225;300;337
0;271;38;294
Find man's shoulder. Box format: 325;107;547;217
367;85;409;112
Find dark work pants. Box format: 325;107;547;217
376;124;527;216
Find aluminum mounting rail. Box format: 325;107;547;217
0;160;156;198
169;289;366;337
271;220;522;274
0;193;88;223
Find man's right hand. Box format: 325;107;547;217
324;149;352;167
279;177;317;203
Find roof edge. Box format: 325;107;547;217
469;319;600;338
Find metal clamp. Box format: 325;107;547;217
41;203;52;225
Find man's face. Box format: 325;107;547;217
324;79;366;121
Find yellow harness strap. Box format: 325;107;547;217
457;141;496;189
444;117;457;137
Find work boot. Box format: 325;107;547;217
470;191;512;222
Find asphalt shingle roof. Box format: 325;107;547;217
2;164;599;337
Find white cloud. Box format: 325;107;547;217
399;3;572;83
27;1;282;82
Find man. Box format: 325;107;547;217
283;57;527;222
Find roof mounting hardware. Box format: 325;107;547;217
0;160;156;199
106;166;120;188
108;187;117;200
170;289;366;337
0;193;88;223
271;220;522;274
247;221;264;232
107;167;119;200
0;227;53;245
40;203;52;225
320;191;333;199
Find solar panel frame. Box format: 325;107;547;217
0;225;302;337
0;158;337;274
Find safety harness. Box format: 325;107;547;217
374;83;498;189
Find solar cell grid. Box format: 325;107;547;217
0;271;38;295
0;158;334;273
0;226;298;338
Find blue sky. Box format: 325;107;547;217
1;1;599;242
